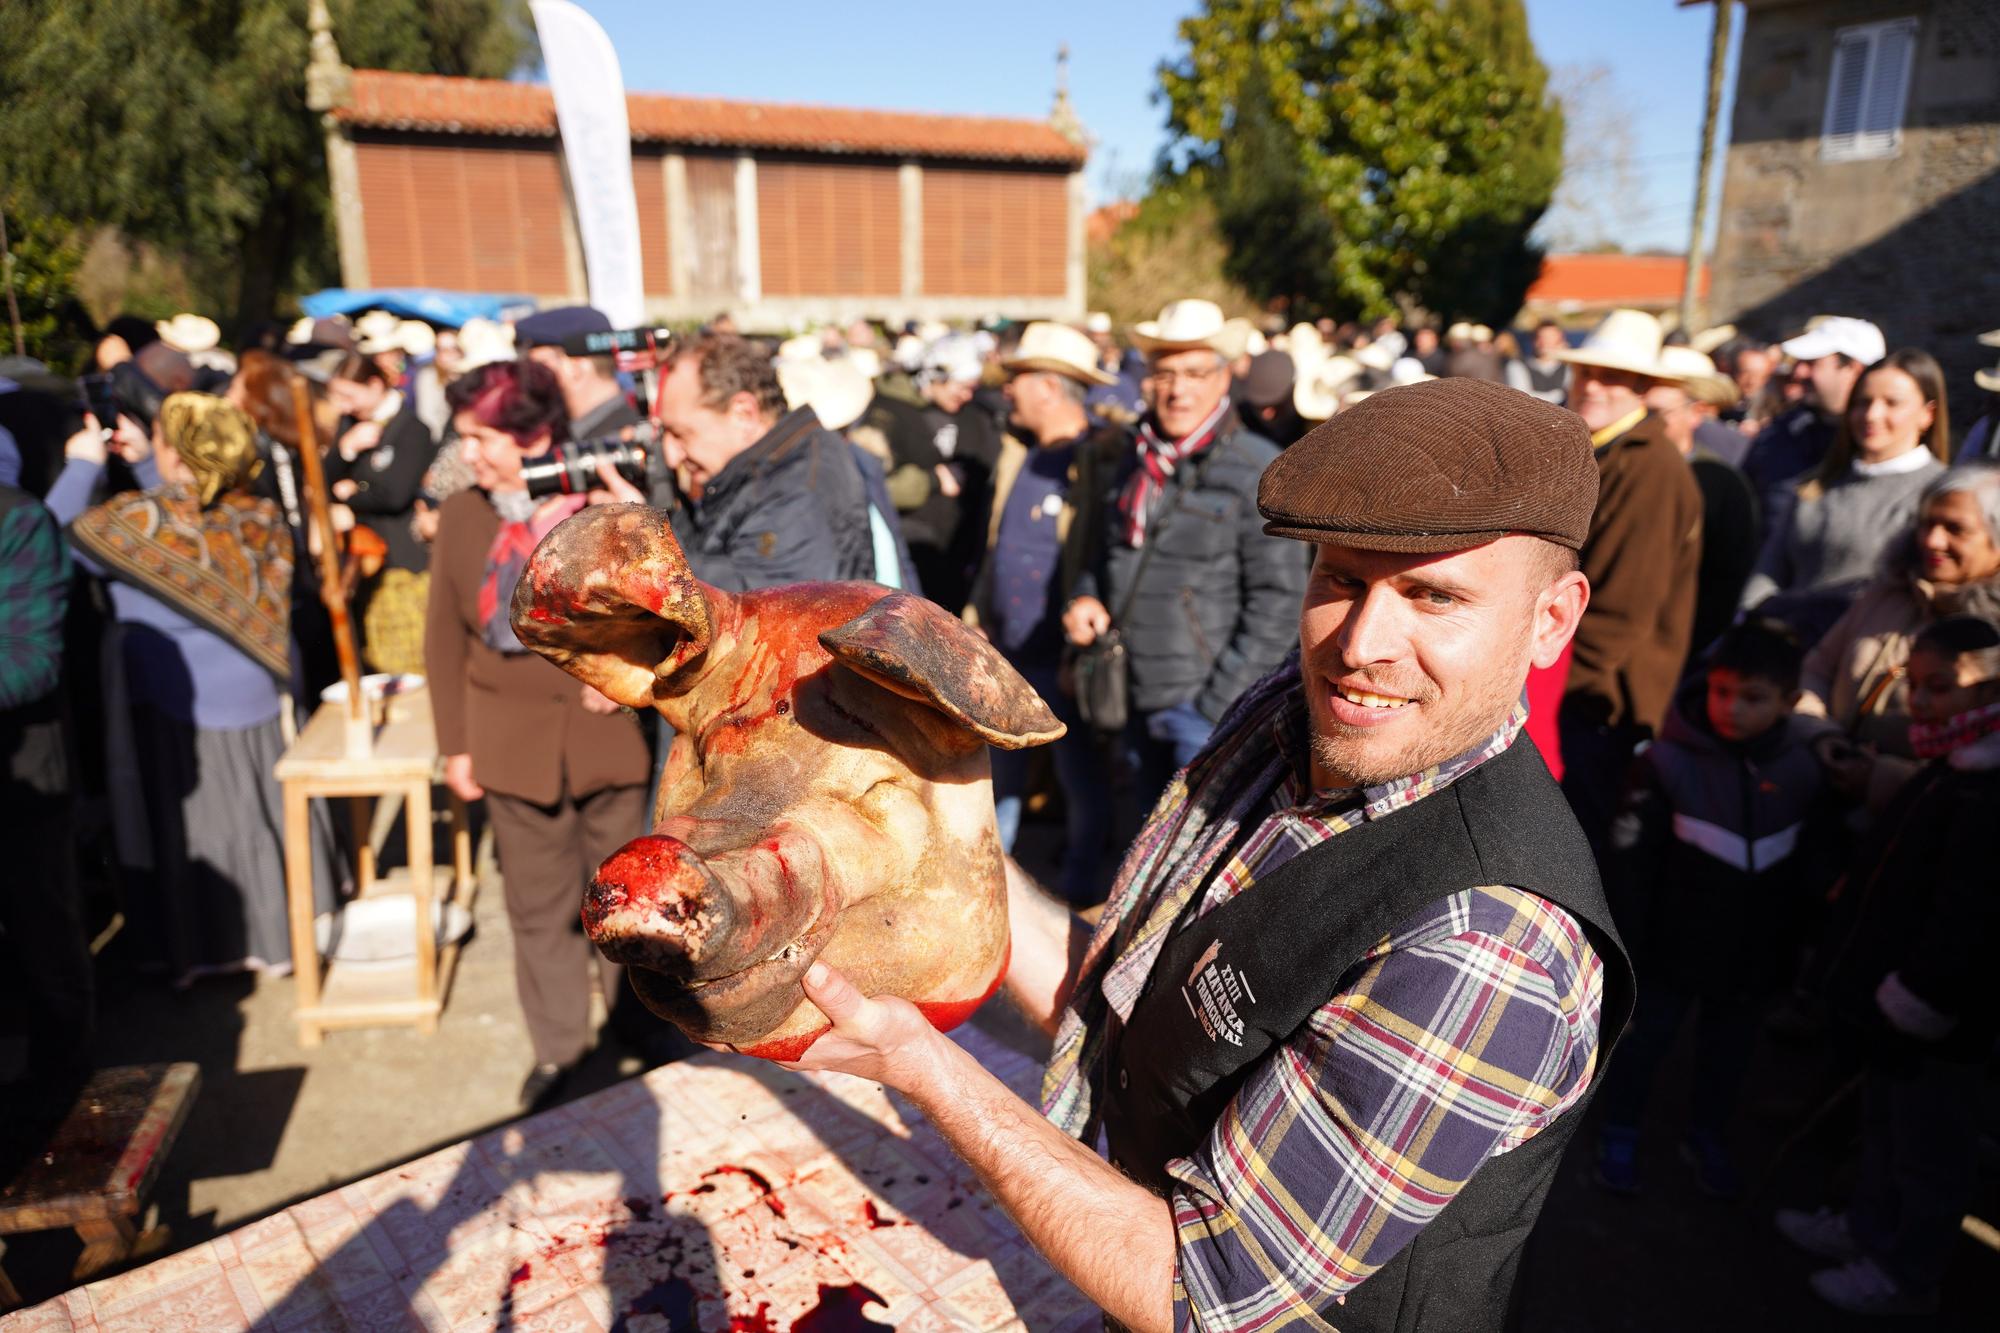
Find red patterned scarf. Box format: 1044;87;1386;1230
1909;698;2000;759
478;494;588;652
70;484;293;681
1119;397;1231;548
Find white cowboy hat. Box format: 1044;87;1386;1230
1130;299;1251;360
778;355;873;432
1651;346;1741;407
394;320;436;358
1979;328;2000;350
1470;324;1494;343
775;334;822;363
1084;311;1113;336
1689;323;1738;355
1552;308;1668;379
1387;357;1436;387
1001;321;1117;385
455;318;516;372
1293;354;1364;421
1445;321;1476;344
1230;320;1268;358
354;310;407;356
845;347;884;381
1283;322;1328;368
1354;341;1399;373
155;314;220;354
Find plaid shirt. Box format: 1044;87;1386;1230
1162;701;1604;1330
0;491;69;711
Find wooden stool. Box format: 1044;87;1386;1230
275;687;475;1047
0;1063;200;1298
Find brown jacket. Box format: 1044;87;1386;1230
424;489;649;806
1567;413;1703;732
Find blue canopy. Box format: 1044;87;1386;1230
299;288;536;328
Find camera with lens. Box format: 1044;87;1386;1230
521;424;657;499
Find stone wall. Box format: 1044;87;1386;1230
1709;0;2000;423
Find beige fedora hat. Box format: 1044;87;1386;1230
353;310;405;355
454;318;516;372
1652;346;1741;407
1130;299;1251;359
1001;321;1116;385
156;313;220;354
778;354;874;432
1552;308;1668;379
1293;354;1364;421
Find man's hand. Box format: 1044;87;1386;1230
110;414;152;464
778;961;945;1091
1063;595;1110;646
444;752;484;802
65;418;109;465
579;684;622;715
588;457;647;507
337;420;383;461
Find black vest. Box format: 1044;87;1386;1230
1102;740;1633;1332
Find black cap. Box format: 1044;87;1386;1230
516;305;612;349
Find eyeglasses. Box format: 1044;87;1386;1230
1147;365;1224;390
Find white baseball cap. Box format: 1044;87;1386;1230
1779;316;1885;366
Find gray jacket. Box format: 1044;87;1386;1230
667;407;878;593
1076;415;1305;720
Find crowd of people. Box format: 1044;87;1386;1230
3;289;1998;1320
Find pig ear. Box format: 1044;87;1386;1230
819;592;1066;749
511;504;713;709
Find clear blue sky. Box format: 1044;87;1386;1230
581;0;1732;252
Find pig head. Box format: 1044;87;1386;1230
510;504;1063;1060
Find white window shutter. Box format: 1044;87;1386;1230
1822;18;1919;162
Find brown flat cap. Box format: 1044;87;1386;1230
1258;378;1600;552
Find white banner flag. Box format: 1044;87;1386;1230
529;0;644;328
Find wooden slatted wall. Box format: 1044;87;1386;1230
756;161;901;297
921;167;1068;297
354;140;572;293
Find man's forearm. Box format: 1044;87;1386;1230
1001;857;1093;1036
908;1035;1175;1333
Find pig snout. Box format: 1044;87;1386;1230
584;832;823;983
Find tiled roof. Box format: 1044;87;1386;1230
336;70;1087;167
1526;253;1709;307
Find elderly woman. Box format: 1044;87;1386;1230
1798;464;2000;809
1741;349;1950;642
425;358;649;1110
51;394;333;983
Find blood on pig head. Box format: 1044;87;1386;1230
511;504;1063;1059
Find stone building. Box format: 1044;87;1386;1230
311;64;1088;328
1704;0;2000;412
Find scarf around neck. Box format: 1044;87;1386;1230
70;482;293;681
1909;698;2000;759
478;491;588;652
1120;397;1230;548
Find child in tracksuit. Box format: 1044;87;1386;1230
1594;619;1835;1196
1775;614;2000;1317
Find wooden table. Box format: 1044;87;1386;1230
273;688;474;1046
0;1064;201;1304
3;1028;1093;1331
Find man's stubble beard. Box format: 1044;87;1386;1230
1307;620;1534;789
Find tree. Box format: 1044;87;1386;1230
1160;0;1564;324
0;1;533;332
1088;176;1260;330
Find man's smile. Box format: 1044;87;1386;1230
1326;679;1420;727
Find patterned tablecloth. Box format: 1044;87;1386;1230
4;1028;1095;1332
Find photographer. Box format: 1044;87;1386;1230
424;358;649;1111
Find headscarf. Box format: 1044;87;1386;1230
69;393;292;681
158;392;262;507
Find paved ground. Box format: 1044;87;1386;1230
3;808;1996;1327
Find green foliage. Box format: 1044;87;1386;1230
1160;0;1563;324
0;0;531;330
0;198;91;371
1087;176;1260;329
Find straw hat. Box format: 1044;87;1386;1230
778;355;874;432
1354;341;1399;374
1130;299;1252;359
1283;322;1329;373
1551;308;1668;379
1689;323;1738;355
394;320;436;358
353;310;405;355
1979;328;2000;350
455;318;516;372
155;314;220;355
1293;354;1365;421
1000;321;1116;385
1651;346;1741;407
1445;321;1476;345
1084;311;1113;336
